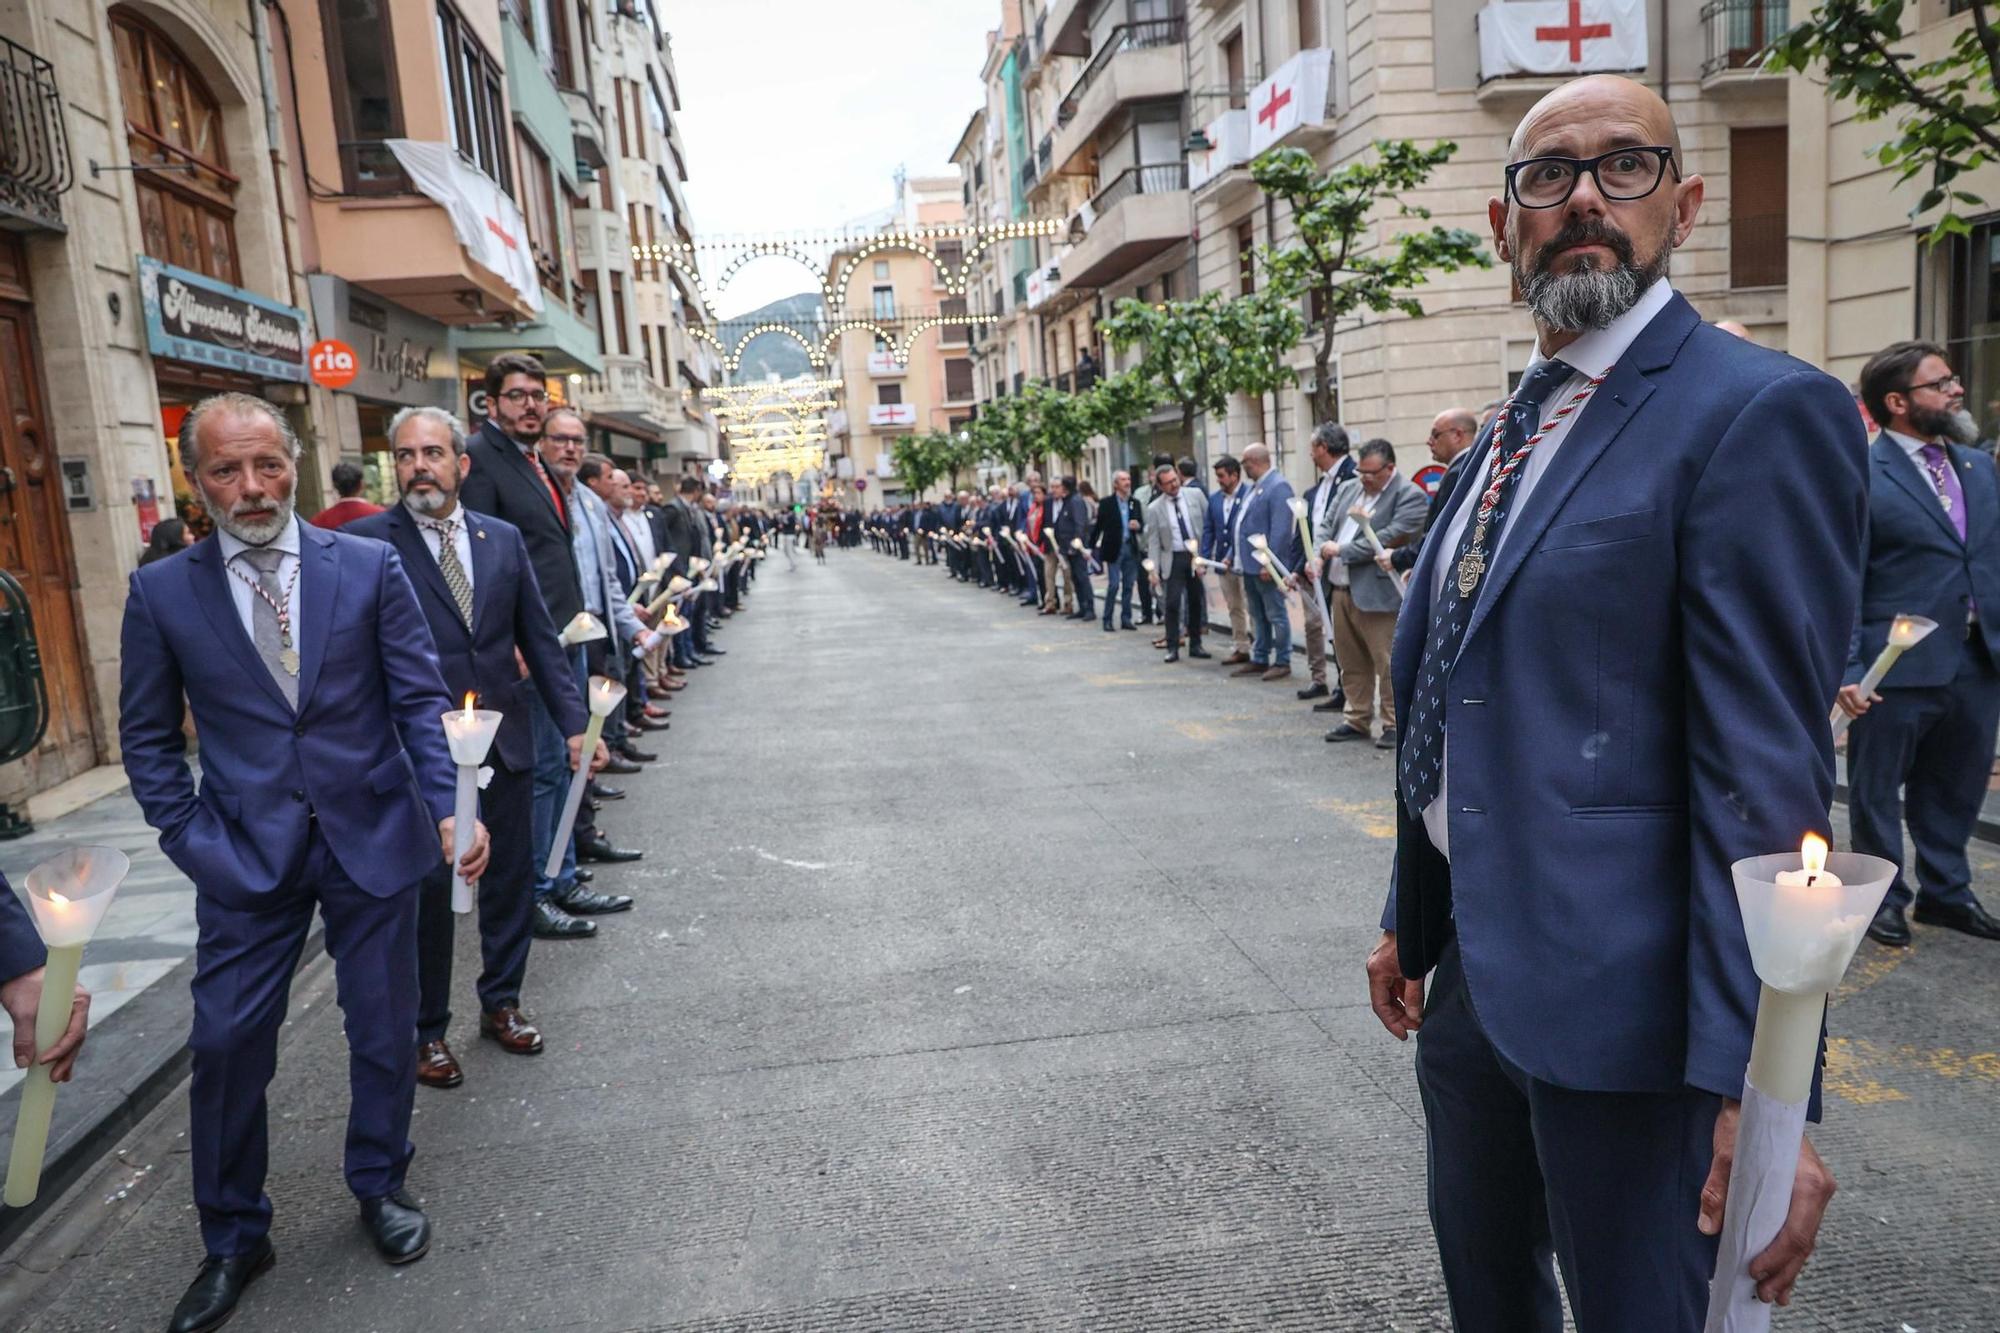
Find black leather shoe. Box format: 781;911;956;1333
1297;681;1330;700
577;833;643;863
616;743;659;763
1312;697;1344;713
1375;726;1399;751
588;782;625;801
634;716;671;732
359;1189;431;1265
1163;653;1181;663
1324;725;1370;743
1912;898;2000;940
706;647;728;656
573;867;594;883
600;756;641;775
1866;902;1911;948
169;1243;274;1333
532;898;597;939
553;884;634;914
1188;647;1212;659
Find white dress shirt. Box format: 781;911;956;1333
217;514;305;647
1328;487;1380;589
1421;278;1676;859
621;508;657;565
412;508;475;592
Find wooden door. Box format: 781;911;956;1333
0;239;94;777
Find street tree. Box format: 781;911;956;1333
1765;0;1999;244
893;430;949;500
1251;140;1490;427
1099;289;1304;455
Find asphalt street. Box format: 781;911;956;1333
3;549;1996;1332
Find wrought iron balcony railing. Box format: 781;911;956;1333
0;36;72;232
1700;0;1789;78
1057;18;1186;127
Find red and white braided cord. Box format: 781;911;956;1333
1474;373;1609;523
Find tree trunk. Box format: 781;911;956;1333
1313;313;1337;426
1181;400;1196;458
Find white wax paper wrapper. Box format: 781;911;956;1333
1703;1078;1810;1333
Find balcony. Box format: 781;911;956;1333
868;403;917;430
572;355;681;437
0;36;72;232
573;205;631;273
562;88;608;171
1061;164;1189;290
1051;19;1187;176
1042;0;1093;57
1700;0;1790;88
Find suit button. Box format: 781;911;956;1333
293;723;306;737
291;789;305;802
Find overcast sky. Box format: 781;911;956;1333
668;0;997;320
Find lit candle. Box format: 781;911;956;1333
4;846;129;1207
1354;511;1408;601
1249;536;1293;583
1141;558;1156;576
1829;614;1938;738
558;612;607;647
440;693;503;914
543;676;628;879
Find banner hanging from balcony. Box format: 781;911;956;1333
385;139;542;314
1477;0;1647;80
1247;49;1334;158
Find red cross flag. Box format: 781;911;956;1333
1476;0;1647;80
1246;48;1334;158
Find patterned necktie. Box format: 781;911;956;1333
233;547;297;708
1398;358;1577;814
1919;444;1969;542
1174;497;1193;543
431;518;474;625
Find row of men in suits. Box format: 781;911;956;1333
109;352;764;1331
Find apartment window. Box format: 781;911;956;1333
646;75;669;136
611;278;631;356
872;284;896;319
1236;219;1256;295
877;383;902;405
640;324;655;378
1223;29;1246;110
873;260;892;279
940;297;968;344
1934;214;2000;446
508;0;569;83
630;81;646;156
1297;0;1321;50
613;76;629;158
111;8;241;283
436;2;511;193
1729;126;1788;289
519;136;564;297
945;357;975;401
315;0;404;194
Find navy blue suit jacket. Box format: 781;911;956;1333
120;525;458;908
1846;434;2000;688
1203;484;1241;563
1234;470;1301;573
0;883;41;981
346;505;587;774
457;421;585;629
1384;294;1867;1103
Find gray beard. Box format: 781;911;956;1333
402;487;455;516
203;489;295;546
1520;263;1646;334
1919;407;1981;445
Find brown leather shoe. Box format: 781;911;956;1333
1220;651;1250;665
415;1039;463;1088
479;1006;544;1055
1261;666;1293;681
1230;663;1266;677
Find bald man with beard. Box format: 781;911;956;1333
1364;76;1866;1329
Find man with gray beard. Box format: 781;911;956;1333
1364;76;1866;1329
1841;342;2000;949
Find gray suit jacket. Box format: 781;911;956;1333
1326;474;1428;613
1146;490;1205;572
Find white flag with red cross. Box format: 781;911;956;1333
1477;0;1648;80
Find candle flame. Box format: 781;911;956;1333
462;691;477;721
1800;832;1829;877
48;890;69;907
1185;539;1199;554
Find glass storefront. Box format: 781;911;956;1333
1926;213;2000;448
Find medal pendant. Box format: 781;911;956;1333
1942;494;1953;511
1456;547;1486;598
280;647;301;676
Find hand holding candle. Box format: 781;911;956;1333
5;845;128;1207
440;694;503;915
558;612;607;648
1830;614;1937;738
544;676;628;879
1354;512;1408;601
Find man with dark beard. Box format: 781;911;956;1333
1363;76;1866;1329
1841;343;2000;948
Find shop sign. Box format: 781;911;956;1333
137;256;309;382
307;275;453;409
309;339;359;389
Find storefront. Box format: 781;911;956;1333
307;275;456;504
138;255;311;538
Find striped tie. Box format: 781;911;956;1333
433;518;474;625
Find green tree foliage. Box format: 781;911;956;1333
892;430;950;500
1099;289;1304;452
1251;140;1490;426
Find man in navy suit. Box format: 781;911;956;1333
349;408;605;1091
120;393;491;1332
1841;342;2000;947
1051;476;1095;621
1230;443;1300;681
1205;457;1252;661
1364;77;1863;1328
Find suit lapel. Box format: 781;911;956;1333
187;535;293;712
464;511;499;634
483;424;564;528
384;505;459;622
1957;444;1996;551
1876;435;1960;546
295;524;342;710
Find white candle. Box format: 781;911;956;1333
1830;615;1939;737
558;612;607;647
544;676;628;879
440;694;503;915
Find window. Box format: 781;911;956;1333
646;75;668;137
877;383;902;406
611;278;630;356
435;2;511;193
1222;30;1246;110
519;137;563;297
945;358;975;401
872;284;895;319
613;77;629;158
316;0;404;193
940;297;968;344
1932;214;2000;449
1236;219;1256;295
1729;126;1787;289
630;81;646;156
1297;0;1321;50
873;260;891;279
112;9;241;283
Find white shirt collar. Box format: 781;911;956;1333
217;513;302;566
1527;278;1675;381
1885;428;1938;459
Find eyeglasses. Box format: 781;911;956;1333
1505;147;1680;210
543;433;587;446
1357;464;1390;478
498;389;550;405
1902;373;1963;395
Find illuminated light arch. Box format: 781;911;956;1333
728;323;825;373
711;244;837;308
829;237;944;311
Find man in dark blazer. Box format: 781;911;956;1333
1365;77;1863;1326
121;394;490;1331
1092;470;1141;631
1842;341;2000;947
659;477;715;666
1230;444;1299;680
1051;476;1094;620
349;407;603;1090
1392;408;1479;576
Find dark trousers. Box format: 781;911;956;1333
189;828;420;1256
1163;555;1201;652
1068;552;1095;617
1848;631;2000;911
1137;557;1156;622
417;761;534;1040
1415;940;1719;1333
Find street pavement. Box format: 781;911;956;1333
3;548;1997;1331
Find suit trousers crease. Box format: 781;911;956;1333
1218;572;1252;652
1163;556;1201;653
1332;586;1397;731
417;758;535;1041
189;828;421;1256
1416;940;1719;1333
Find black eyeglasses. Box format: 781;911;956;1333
1902;373;1963;396
498;388;550;405
1505;147;1680;210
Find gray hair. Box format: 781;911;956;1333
1357;438;1396;466
385;405;467;455
1309;422;1350;456
179;392;301;473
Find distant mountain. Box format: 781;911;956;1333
728;292;823;383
